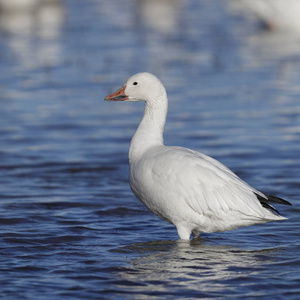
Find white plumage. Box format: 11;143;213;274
105;72;291;240
231;0;300;32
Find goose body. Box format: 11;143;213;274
105;72;291;240
233;0;300;32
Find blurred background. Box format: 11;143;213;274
0;0;299;299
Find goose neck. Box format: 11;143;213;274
129;96;168;162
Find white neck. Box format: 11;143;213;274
129;94;168;164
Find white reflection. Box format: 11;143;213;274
241;31;300;64
115;239;280;294
0;0;39;12
228;1;300;83
230;0;300;33
0;0;65;69
133;0;185;81
135;0;181;34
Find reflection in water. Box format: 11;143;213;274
245;32;300;59
238;30;300;79
0;0;65;69
228;1;300;90
236;30;300;92
135;0;181;34
134;0;183;77
0;0;39;12
113;239;281;296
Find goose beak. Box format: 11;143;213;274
105;85;128;101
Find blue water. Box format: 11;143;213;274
0;0;299;298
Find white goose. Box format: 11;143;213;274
105;72;291;240
232;0;300;32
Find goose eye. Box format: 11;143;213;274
133;82;138;85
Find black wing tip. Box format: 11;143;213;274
255;192;292;206
260;202;280;215
262;193;292;206
255;192;292;215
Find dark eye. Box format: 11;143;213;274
133;82;138;85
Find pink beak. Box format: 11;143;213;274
105;85;128;101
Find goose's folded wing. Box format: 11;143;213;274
150;146;273;219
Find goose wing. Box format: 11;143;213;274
148;146;281;220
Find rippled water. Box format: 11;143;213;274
0;0;299;299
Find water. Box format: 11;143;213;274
0;0;299;298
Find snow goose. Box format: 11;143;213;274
105;72;291;240
231;0;300;32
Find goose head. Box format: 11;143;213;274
105;72;167;105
